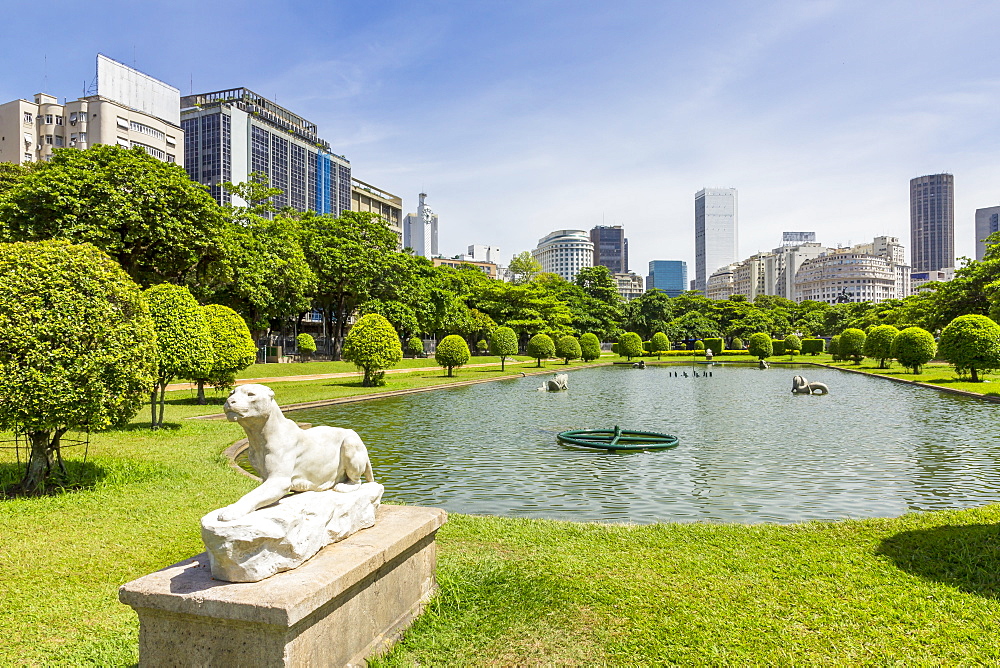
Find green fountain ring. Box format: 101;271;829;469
557;425;679;451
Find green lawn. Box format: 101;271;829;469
236;355;534;379
2;357;1000;665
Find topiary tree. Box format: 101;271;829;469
650;332;671;360
0;241;157;494
863;325;899;369
783;334;801;358
771;339;785;356
556;335;582;364
489;326;518;371
703;338;723;356
839;328;866;364
527;333;556;367
730;337;744;350
580;333;602;362
475;339;488;354
145;284;214;429
748;333;772;361
191;305;256;404
406;336;424;359
694;340;706;351
297;333;317;361
891;326;937;374
342;313;403;386
938;314;1000;382
829;335;842;361
618;332;644;361
802;338;825;355
436;334;471;376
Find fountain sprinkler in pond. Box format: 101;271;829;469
791;375;829;395
557;425;679;451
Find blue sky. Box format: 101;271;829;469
5;0;1000;278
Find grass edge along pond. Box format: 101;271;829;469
0;357;999;665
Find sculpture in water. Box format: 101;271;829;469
202;384;382;581
791;375;829;395
540;373;569;391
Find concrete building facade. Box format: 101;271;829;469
181;88;350;214
910;173;954;272
975;205;1000;261
351;178;403;247
705;264;737;300
589;225;628;274
614;273;645;301
646;260;687;297
403;192;438;258
694;187;738;293
531;230;594;282
794;237;910;304
431;257;498;279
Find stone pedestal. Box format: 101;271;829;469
119;505;447;667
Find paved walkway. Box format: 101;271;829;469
164;359;533;392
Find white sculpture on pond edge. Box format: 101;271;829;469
201;384;383;582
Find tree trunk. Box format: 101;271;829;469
501;356;506;372
448;366;453;377
150;388;158;428
19;430;53;494
972;367;980;382
333;295;347;361
197;379;207;405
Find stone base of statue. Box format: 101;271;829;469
201;483;384;582
119;504;447;668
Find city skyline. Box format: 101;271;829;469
2;2;999;277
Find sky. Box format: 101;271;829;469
4;0;1000;280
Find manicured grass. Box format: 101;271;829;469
236;355;534;379
2;358;999;665
822;358;1000;397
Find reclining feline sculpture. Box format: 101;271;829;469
216;383;375;522
791;375;829;395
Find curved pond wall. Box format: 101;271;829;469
290;364;1000;524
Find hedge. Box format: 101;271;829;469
801;338;825;355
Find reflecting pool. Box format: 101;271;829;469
291;364;1000;524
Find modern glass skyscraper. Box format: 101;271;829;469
910;173;954;272
694;188;738;293
180;88;351;215
646;260;687;297
589;225;628;273
975;205;1000;261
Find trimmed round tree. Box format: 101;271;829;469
650;332;671;360
580;333;602;362
839;328;866;364
297;333;317;361
556;335;582;364
436;334;471;376
731;337;744;350
406;336;424;359
891;326;936;374
694;340;706;351
748;333;772;361
476;339;489;355
0;241;157;493
190;305;257;404
863;325;899;369
938;314;1000;382
342;314;403;386
618;332;644;361
527;333;556;367
489;326;518;371
829;335;842;361
783;334;802;358
145;284;214;429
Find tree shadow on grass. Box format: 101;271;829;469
877;523;1000;599
114;422;182;433
0;460;109;499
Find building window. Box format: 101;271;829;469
130;120;165;141
23;153;31;162
45;135;53;145
117;117;129;130
77;132;86;143
54;135;64;147
165;135;176;147
55;116;63;126
166;154;175;163
45;114;53;124
23;112;33;124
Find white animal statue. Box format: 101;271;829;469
791;375;829;395
217;384;375;522
540;373;569;391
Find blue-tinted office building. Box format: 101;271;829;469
180;88;351;215
646;260;687;297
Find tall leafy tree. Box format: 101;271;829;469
0;145;225;285
508;251;542;284
624;290;674;339
0;241;157;494
191;305;257;404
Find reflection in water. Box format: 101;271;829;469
291;365;1000;524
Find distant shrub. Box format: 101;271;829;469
839;328;866;364
556;335;582;364
650;332;671;359
406;336;424;358
730;337;744;350
296;333;317;360
864;325;899;369
476;339;489;353
489;326;518;371
748;333;772;360
435;334;471;376
771;339;785;356
801;338;824;355
618;332;644;360
342;313;403;386
580;333;602;362
703;338;723;356
891;326;936;374
829;335;842;360
694;340;705;351
783;334;801;357
527;333;556;367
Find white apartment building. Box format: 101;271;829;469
0;56;182;166
732;253;769;300
706;263;737;300
532;229;594;282
614;272;645;301
794;237;910;304
764;243;829;299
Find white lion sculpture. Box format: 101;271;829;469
216;384;375;522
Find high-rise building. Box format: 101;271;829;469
589;225;628;273
181;88;351;214
531;230;594;282
694;187;738;293
351;178;403;247
646;260;687;297
403;193;438;258
910;173;954;272
0;55;182;166
975;206;1000;261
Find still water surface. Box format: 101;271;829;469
291;365;1000;524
